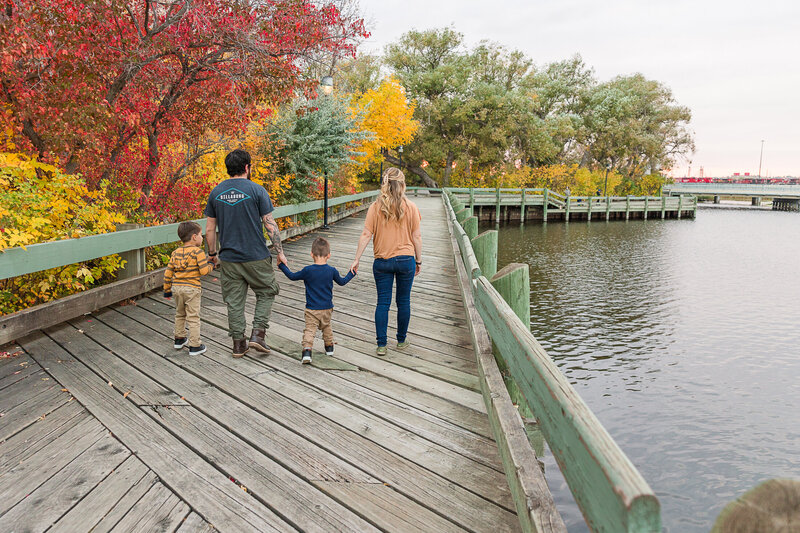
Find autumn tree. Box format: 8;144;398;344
0;0;367;211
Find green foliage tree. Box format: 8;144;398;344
267;95;371;204
381;28;694;190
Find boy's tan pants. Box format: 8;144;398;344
173;286;202;346
303;308;333;348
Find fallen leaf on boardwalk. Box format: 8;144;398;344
0;413;4;417
78;329;84;333
41;377;49;381
13;370;21;375
123;391;131;398
180;396;185;401
61;388;69;392
39;414;46;420
241;486;248;493
108;381;113;386
68;397;74;402
1;351;22;358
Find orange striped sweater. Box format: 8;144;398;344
163;245;212;291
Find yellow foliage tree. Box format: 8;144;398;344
0;153;125;314
351;76;419;166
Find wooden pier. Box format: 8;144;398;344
448;187;697;222
0;190;660;532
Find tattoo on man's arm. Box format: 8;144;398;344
263;215;283;254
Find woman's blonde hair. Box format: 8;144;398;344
378;167;407;221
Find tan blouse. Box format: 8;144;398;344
364;198;421;259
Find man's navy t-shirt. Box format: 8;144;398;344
204;178;274;263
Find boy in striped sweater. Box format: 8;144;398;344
163;222;213;355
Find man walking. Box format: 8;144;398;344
204;149;287;358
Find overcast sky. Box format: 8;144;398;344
358;0;799;177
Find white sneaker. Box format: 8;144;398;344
301;349;312;365
325;344;334;356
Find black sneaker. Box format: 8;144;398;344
188;344;207;355
301;348;312;365
324;345;334;356
174;337;188;349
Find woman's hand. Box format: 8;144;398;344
350;258;360;274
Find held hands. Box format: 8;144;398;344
349;258;359;275
277;252;288;267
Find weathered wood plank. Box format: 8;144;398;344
89;308;512;511
151;405;381;532
19;329;295;533
0;415;107;515
176;512;217;533
0;432;129;532
0;381;69;442
49;455;153;532
89;307;519;532
474;277;661;532
109;482;191;532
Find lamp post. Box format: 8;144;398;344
758;139;765;178
320;75;334;228
398;145;403;167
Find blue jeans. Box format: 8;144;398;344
372;255;416;347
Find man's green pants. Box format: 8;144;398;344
219;258;280;340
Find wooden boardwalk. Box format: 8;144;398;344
1;197;521;532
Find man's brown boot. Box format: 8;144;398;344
232;338;249;359
249;328;271;354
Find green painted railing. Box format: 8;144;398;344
442;190;661;532
0;190;379;280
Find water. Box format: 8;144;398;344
491;208;800;532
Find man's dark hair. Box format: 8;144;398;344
224;149;251;177
178;221;202;243
311;237;330;258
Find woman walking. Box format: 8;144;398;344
350;168;422;355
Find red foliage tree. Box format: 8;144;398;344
0;0;367;211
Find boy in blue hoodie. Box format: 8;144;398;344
278;237;355;364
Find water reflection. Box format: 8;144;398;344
490;209;800;532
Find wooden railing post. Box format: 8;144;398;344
491;264;534;421
644;196;649;220
463;216;478;241
542;189;549;222
495;187;501;223
587;196;593;221
115;223;146;280
565;196;571;222
455;207;472;224
469;187;475;208
677;195;684;219
661;195;666;219
520;188;526;223
606;196;611;221
625;195;631;221
471;230;498;280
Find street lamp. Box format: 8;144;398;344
758;140;765;178
398;145;403;166
320;75;334;228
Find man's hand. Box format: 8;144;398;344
277;252;288;266
208;255;219;267
415;263;421;277
349;258;359;274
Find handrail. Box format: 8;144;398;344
0;190;379;280
442;190;661;531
